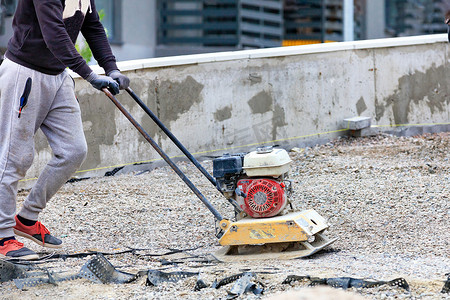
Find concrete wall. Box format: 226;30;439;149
24;34;450;185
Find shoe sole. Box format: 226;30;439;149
14;229;63;249
0;252;39;260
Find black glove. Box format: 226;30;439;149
86;72;120;95
108;70;130;90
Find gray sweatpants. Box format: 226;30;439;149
0;59;87;238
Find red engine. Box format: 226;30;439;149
213;147;292;219
236;178;287;218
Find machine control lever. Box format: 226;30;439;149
235;187;247;198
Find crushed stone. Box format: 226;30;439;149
1;132;449;299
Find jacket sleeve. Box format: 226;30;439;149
81;0;118;75
33;0;93;78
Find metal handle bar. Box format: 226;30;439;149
125;87;218;189
102;88;224;221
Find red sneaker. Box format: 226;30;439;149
14;216;62;249
0;239;39;260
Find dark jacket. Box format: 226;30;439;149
5;0;117;78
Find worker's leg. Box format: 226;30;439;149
0;59;51;239
18;71;87;221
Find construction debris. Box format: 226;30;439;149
194;274;209;291
146;270;198;286
212;272;247;289
0;259;27;283
283;275;410;291
442;273;450;293
11;254;137;289
78;253;137;284
14;270;80;290
226;272;264;299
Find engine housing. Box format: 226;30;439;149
213;147;292;218
236;178;287;218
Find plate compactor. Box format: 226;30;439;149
103;88;337;261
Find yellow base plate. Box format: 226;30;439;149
213;209;337;262
218;209;330;246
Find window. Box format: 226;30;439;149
1;0;16;35
95;0;122;44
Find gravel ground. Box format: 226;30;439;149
1;132;449;300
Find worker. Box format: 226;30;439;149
0;0;129;260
